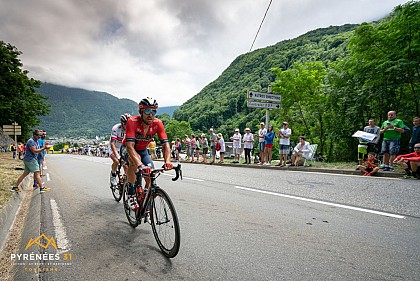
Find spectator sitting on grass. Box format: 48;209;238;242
357;152;380;176
290;136;311;166
393;143;420;179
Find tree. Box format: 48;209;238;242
164;120;193;143
271;61;327;153
0;41;49;139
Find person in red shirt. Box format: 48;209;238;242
393;143;420;179
357;152;380;176
124;97;173;210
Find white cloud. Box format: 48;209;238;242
0;0;411;106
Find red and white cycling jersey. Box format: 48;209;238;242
124;116;168;151
109;123;125;150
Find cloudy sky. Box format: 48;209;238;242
0;0;410;107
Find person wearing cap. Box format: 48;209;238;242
217;133;225;163
277;121;292;167
230;128;242;163
255;122;267;165
209;128;217;164
243;128;254;164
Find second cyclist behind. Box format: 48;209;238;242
124;97;173;210
109;113;131;187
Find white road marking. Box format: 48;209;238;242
234;185;405;219
161;173;204;181
46;173;51;182
50;199;71;253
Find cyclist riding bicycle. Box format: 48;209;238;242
124;97;173;210
109;113;131;186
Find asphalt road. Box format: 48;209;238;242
13;154;420;281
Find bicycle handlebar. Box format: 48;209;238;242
135;164;182;181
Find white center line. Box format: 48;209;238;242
234;185;405;219
161;173;204;181
50;199;71;253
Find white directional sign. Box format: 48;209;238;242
247;101;281;109
247;91;281;103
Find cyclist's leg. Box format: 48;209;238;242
110;153;119;173
138;149;155;189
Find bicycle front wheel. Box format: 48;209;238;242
150;188;180;258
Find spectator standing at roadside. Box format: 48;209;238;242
276;122;292;167
363;118;381;153
149;138;157;159
409;116;420;152
243;128;254;164
18;142;24;159
171;141;177;160
194;136;200;162
264;125;275;165
380;111;405;171
200;134;209;163
34;130;45;188
209;128;217;164
11;130;50;193
230;129;242;163
190;134;197;162
11;144;16;159
217;133;226;163
176;138;182;161
184;135;191;161
255;122;267;165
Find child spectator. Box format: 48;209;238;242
357;152;380;176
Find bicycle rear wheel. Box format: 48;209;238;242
150;188;180;258
123;183;139;228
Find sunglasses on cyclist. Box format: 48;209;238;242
143;109;157;116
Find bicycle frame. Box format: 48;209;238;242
135;165;182;222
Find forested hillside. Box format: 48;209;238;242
173;1;419;161
173;24;358;156
36;84;179;137
36;83;138;137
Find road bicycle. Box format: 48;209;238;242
111;157;126;202
123;164;182;258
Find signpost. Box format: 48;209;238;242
2;122;22;151
247;101;281;109
246;86;281;127
247;91;281;103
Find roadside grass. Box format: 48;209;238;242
0;153;23;210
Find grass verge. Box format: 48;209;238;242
0;152;24;210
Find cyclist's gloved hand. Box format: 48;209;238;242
163;162;173;170
136;165;152;175
138;165;152;175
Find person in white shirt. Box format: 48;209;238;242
217;133;226;163
291;136;311;166
243;128;254;164
255;122;267;165
230;129;242;163
277;121;292;167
